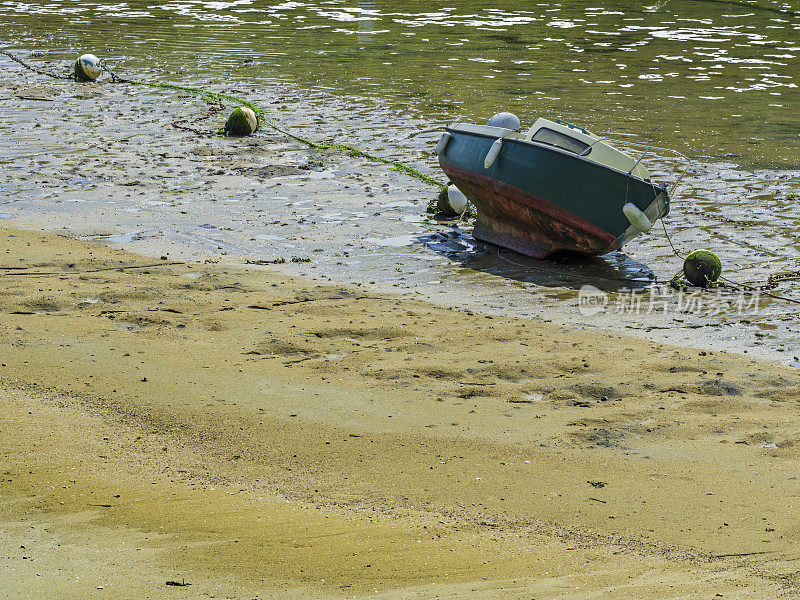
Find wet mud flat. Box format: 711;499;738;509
1;60;800;364
3;226;800;598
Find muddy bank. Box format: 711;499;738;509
1;58;800;363
2;227;800;598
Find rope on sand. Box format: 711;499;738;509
1;50;445;190
100;62;446;188
0;50;73;80
660;218;800;303
9;51;800;299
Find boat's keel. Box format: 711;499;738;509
472;214;561;259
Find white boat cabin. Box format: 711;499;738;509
448;117;651;180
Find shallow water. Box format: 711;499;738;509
2;0;799;166
1;0;800;359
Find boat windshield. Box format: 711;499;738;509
531;128;590;154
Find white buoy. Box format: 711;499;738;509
484;138;503;169
74;54;102;82
447;185;468;214
622;202;653;232
487;112;521;130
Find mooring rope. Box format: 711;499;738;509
659;216;800;303
8;50;800;300
107;62;446;187
170;100;225;136
267;121;445;188
0;50;73;80
102;60;445;188
1;50;445;189
644;161;800;301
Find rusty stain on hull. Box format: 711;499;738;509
442;164;620;259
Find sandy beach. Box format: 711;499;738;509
2;225;800;598
1;12;800;594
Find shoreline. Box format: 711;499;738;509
2;225;800;598
1;58;799;364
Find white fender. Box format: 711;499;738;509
434;132;452;155
623;202;653;232
447;185;468;214
484;138;503;169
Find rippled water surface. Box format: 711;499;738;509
2;0;799;166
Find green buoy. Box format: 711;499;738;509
683;250;722;287
224;106;259;136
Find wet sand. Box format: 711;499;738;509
3;226;800;598
2;67;800;364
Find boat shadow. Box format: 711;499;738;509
417;226;655;292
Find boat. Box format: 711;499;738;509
435;115;688;259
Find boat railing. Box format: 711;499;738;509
579;138;692;197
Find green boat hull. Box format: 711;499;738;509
438;128;669;258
